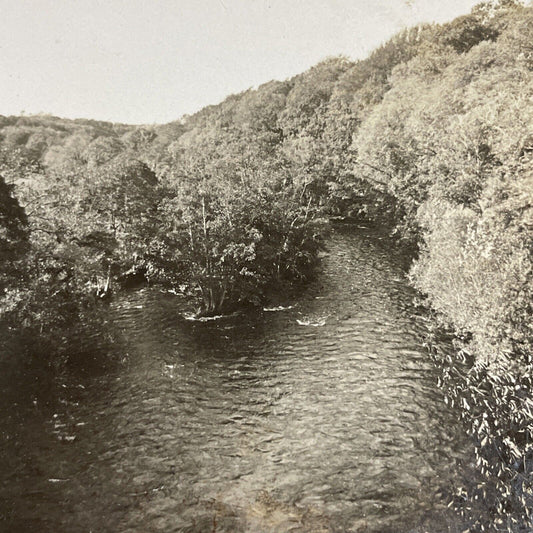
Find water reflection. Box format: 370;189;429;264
0;225;480;532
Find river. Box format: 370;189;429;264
0;225;482;532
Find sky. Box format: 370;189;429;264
0;0;483;125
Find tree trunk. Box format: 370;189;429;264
196;279;229;317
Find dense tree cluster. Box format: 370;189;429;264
1;1;531;527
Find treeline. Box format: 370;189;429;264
1;0;532;527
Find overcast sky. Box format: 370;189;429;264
0;0;482;124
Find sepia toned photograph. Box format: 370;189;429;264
1;1;532;531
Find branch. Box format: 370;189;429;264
30;227;62;243
354;160;393;185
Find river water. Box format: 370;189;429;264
0;225;482;532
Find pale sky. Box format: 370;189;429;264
0;0;482;125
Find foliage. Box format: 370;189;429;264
429;343;533;532
1;149;160;350
0;173;28;294
151;156;325;315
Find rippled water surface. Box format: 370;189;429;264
1;226;480;532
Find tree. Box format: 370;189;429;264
0;174;28;295
152;157;325;316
